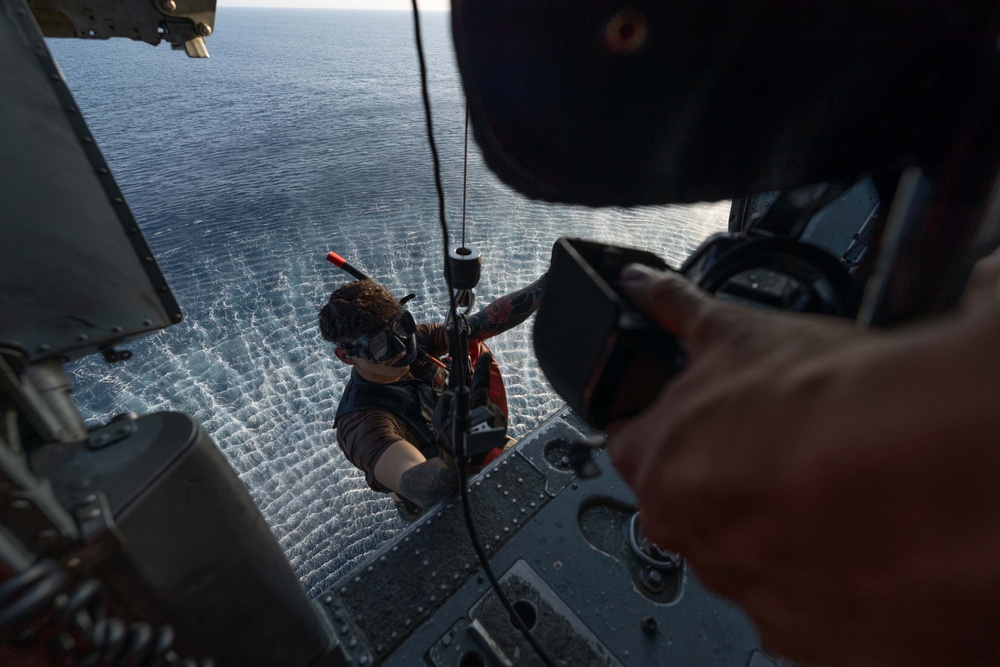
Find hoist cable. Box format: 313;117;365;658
409;5;556;666
410;0;458;325
462;102;470;249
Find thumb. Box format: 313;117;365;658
620;263;717;342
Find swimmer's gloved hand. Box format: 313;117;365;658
434;353;507;469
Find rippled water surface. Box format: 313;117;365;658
50;8;728;597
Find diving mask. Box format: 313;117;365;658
348;304;418;367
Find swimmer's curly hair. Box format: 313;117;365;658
318;279;402;346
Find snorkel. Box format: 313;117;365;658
326;251;419;367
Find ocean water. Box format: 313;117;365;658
49;8;729;598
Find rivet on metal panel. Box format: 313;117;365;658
142;319;152;327
98;167;109;174
161;0;177;11
111;326;123;333
76;334;88;342
196;22;213;36
114;197;124;204
82;136;93;144
36;344;50;353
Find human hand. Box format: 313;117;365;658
605;263;1000;666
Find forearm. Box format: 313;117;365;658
398;457;459;509
468;273;547;340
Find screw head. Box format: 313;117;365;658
161;0;177;11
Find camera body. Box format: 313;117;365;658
533;238;686;430
534;236;854;430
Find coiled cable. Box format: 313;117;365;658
0;559;212;666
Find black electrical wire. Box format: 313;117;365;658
409;4;557;666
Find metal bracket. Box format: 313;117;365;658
87;413;138;450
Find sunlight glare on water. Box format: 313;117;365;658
51;8;729;596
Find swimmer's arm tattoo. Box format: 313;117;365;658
398;458;459;509
468;272;548;340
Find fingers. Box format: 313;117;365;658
620;263;717;341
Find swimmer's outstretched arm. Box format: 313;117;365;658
468;273;547;340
